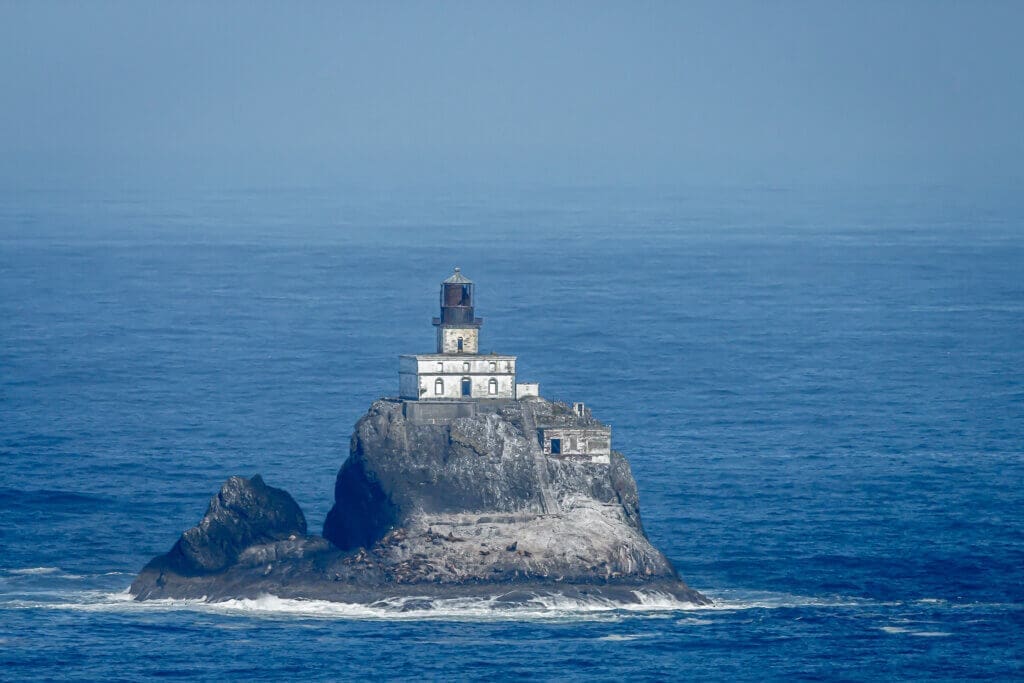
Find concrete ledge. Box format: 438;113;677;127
402;401;478;424
402;399;521;424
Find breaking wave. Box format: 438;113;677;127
3;567;85;580
3;588;897;622
6;567;62;575
879;626;952;637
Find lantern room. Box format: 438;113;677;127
435;267;479;326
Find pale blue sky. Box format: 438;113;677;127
1;1;1021;189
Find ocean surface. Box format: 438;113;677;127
1;184;1022;680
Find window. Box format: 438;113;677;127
434;378;444;395
489;361;496;372
457;337;464;352
550;438;561;455
463;361;470;372
461;377;472;397
436;361;443;372
488;378;498;395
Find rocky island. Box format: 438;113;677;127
130;270;707;606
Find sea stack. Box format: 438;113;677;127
130;270;707;605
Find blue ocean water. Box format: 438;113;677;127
1;185;1022;680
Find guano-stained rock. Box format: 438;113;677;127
130;398;708;606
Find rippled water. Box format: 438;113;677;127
1;185;1022;679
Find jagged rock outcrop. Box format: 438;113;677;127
321;399;674;584
132;475;309;578
130;398;707;605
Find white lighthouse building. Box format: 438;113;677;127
399;268;538;402
396;269;608;462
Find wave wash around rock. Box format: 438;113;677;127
131;269;706;606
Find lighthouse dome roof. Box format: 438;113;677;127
442;267;473;285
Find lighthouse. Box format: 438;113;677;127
432;267;482;354
399;269;538;402
396;269;607;459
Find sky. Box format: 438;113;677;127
1;1;1022;190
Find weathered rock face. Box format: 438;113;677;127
320;399;677;584
138;475;307;577
130;398;707;605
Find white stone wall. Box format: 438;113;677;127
414;373;515;400
399;370;422;399
416;356;515;375
540;427;612;458
437;327;479;354
516;382;540;399
399;354;517;400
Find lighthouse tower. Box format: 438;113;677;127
399;269;537;402
432;267;482;354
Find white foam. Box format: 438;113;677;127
697;590;875;611
879;626;952;637
7;587;907;623
597;633;651;641
10;589;708;622
198;591;699;622
6;567;61;575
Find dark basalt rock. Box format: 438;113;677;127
130;398;709;606
139;475;305;576
322;453;398;553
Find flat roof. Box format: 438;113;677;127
400;353;517;360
